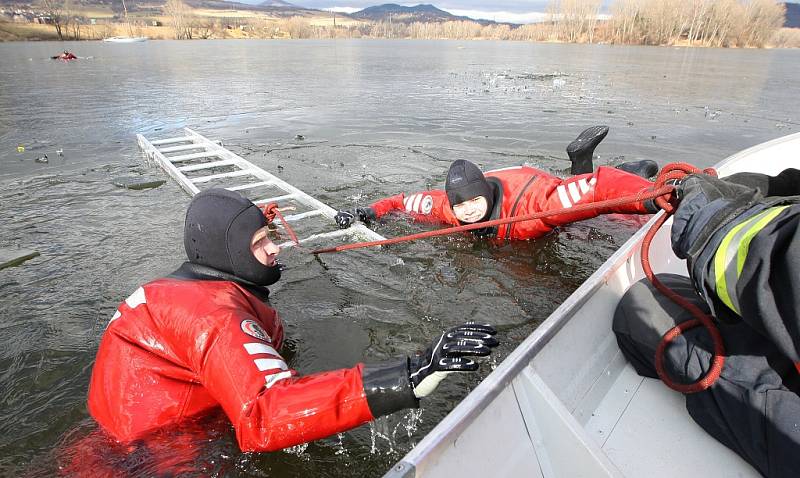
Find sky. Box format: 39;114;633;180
254;1;799;25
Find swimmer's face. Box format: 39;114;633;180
250;226;280;266
452;196;488;223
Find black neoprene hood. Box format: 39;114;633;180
183;188;281;286
445;159;495;218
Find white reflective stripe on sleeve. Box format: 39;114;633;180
125;287;146;309
578;178;590;194
557;185;572;208
265;370;293;388
405;194;417;212
589;177;597;186
411;194;423;212
254;358;289;372
567;182;581;203
243;342;280;357
403;196;410;208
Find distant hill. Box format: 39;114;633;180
188;0;307;13
786;2;800;28
352;3;497;25
259;0;295;7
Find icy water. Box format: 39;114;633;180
1;39;798;477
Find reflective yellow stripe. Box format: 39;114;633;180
714;218;753;314
714;206;789;314
736;206;789;275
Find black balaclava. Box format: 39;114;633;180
184;188;281;286
445;160;494;222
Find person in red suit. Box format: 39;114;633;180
75;188;497;476
334;158;658;241
53;50;77;60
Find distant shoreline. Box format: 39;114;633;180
2;15;799;48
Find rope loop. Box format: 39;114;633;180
259;203;300;246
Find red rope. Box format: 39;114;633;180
260;203;300;246
644;163;724;393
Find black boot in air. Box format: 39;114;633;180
615;160;659;179
566;125;609;175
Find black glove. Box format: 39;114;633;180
334;207;376;229
409;322;498;398
671;174;761;261
360;322;498;419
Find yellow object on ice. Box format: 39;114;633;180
17;145;25;153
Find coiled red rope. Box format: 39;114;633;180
260;203;300;246
645;163;725;393
311;163;725;393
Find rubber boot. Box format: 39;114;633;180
616;160;659;179
566;125;609;175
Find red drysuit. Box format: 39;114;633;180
87;273;374;454
370;166;653;239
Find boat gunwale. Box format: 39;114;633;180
393;130;800;472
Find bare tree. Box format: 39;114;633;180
735;0;786;47
549;0;602;42
39;0;66;40
164;0;187;39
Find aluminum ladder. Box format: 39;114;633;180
137;128;385;248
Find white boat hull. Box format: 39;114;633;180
386;132;800;478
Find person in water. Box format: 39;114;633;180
53;51;77;60
82;188;497;474
334;126;659;240
613;168;800;477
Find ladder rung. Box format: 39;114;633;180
168;151;219;163
280;210;325;222
159;143;205;153
192;169;254;184
277;229;353;248
226;181;274;192
151;136;193;146
254;193;297;205
178;159;236;172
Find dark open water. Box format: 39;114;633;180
1;39;798;477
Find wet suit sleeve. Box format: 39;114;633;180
539;166;653;228
370;189;460;226
200;310;375;452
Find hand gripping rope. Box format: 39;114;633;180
311;163;725;393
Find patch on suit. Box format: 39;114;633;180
421;195;434;214
241;319;271;342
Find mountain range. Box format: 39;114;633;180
351;3;498;25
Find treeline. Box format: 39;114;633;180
605;0;786;47
23;0;799;47
261;0;794;48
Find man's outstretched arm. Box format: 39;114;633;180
335;189;459;228
201;314;497;452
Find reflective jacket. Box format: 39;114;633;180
87;263;375;453
369;166;653;240
687;198;800;366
